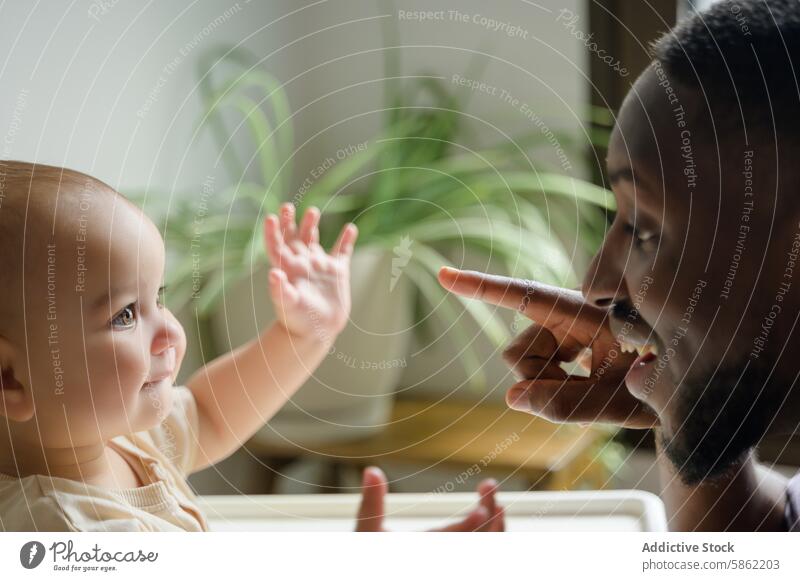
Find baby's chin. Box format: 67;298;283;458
134;377;174;429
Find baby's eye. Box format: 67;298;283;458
111;304;137;329
156;286;166;308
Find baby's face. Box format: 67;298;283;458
9;183;186;447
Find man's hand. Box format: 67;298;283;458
438;267;657;429
265;203;358;340
355;467;505;532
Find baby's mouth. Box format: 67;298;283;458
141;379;161;390
142;373;172;390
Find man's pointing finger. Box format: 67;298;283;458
438;266;606;341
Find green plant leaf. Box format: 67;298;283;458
410;243;510;348
403;261;487;388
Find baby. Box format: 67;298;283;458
0;161;503;532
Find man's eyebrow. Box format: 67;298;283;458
608;167;636;185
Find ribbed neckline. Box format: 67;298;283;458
0;436;175;511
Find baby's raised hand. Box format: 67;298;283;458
264;203;358;341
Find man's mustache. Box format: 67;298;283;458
609;300;659;347
611;300;640;322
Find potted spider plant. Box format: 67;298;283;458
132;45;614;447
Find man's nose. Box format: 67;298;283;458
581;241;626;309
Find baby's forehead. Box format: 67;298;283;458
55;192;165;288
2;163;122;237
27;175;157;261
0;163;164;303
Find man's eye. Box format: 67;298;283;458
635;230;657;246
111;304;137;329
623;223;657;248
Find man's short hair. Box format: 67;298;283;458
652;0;800;140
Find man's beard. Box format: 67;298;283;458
659;356;783;486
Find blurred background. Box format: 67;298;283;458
1;0;796;497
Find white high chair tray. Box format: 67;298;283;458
197;490;667;532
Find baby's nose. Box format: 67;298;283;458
152;312;183;355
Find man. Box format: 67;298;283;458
440;0;800;531
358;0;800;531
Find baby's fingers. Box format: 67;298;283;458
431;506;490;532
264;214;292;268
489;506;505;532
299;206;320;245
476;479;505;531
269;268;299;311
332;223;358;257
279;203;297;242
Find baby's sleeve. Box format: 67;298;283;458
148;385;200;476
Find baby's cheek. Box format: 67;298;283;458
114;343;149;390
98;342;151;429
175;323;187;369
88;337;147;399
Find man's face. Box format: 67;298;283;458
582;64;794;484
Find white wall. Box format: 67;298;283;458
0;0;588;194
287;0;590;187
0;0;297;194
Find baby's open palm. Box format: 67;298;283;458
264;203;358;340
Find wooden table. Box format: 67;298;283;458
246;398;611;491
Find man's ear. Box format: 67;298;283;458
0;336;33;423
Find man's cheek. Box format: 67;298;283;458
659;382;692;442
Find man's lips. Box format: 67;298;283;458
624;349;659;401
607;307;675;410
631;349;657;368
608;314;662;354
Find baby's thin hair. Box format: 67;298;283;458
0;160;116;327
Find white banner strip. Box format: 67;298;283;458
1;532;799;580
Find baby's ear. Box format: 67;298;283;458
0;337;33;423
